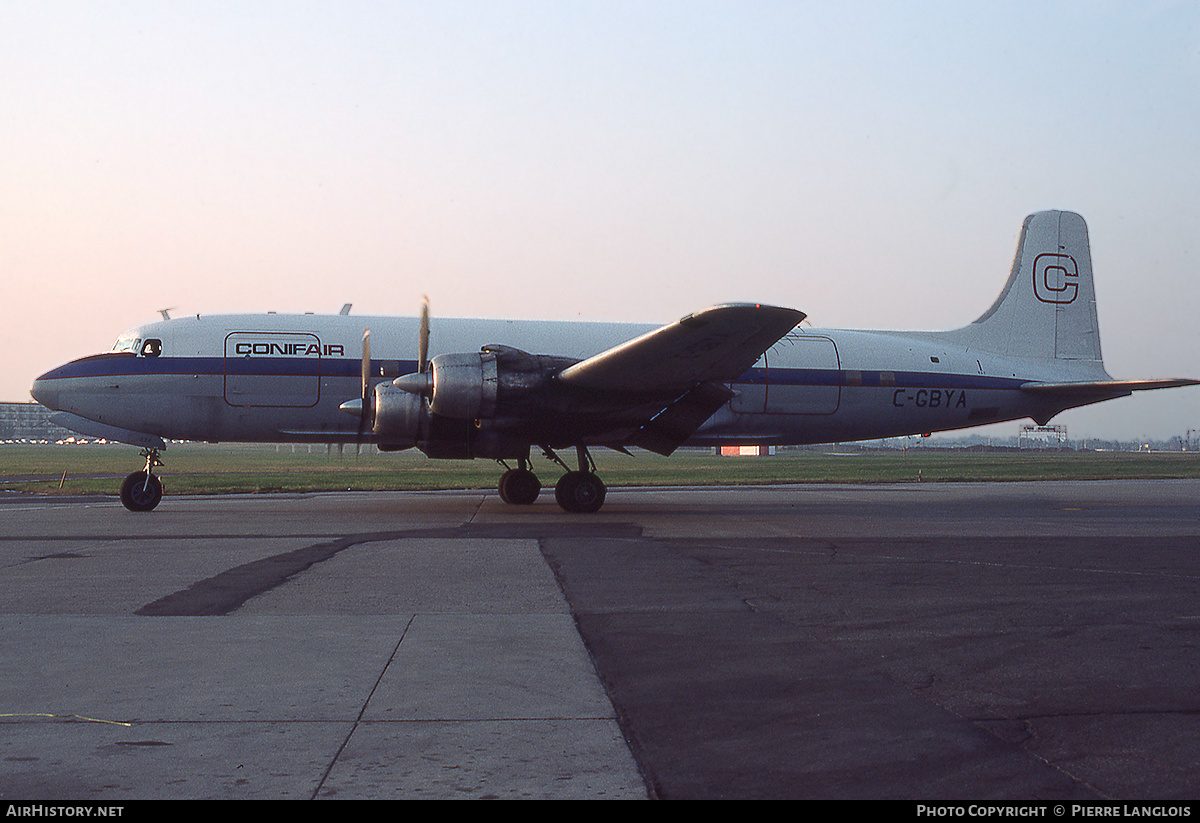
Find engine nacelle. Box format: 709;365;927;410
427;351;499;419
372;383;428;446
393;346;575;422
383;345;579;456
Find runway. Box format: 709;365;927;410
1;480;1198;799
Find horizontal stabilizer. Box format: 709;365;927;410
1021;378;1200;399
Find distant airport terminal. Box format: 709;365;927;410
0;401;74;442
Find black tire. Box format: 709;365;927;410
499;469;541;505
554;471;606;513
120;471;163;512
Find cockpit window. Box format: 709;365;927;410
112;334;141;354
141;338;162;357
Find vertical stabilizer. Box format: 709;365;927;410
958;210;1103;365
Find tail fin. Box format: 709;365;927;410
956;210;1103;366
951;210;1198;410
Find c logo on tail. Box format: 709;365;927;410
1033;253;1079;304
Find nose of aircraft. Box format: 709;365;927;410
30;372;59;410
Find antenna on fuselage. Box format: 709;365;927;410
158;308;175;321
340;303;352;315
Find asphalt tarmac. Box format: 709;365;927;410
1;480;1198;800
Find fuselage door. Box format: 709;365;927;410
763;335;841;415
224;332;322;407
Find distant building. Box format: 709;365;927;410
0;402;74;441
718;445;777;456
1018;424;1068;449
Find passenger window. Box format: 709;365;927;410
141;339;162;357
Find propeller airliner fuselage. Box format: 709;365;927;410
30;211;1197;512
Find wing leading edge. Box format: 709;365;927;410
557;303;805;394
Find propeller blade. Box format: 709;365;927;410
418;296;430;374
356;329;373;446
390;296;434;396
361;328;372;406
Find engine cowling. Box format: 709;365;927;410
371;383;428;447
427;351;499;419
377;346;577;456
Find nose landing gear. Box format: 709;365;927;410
120;449;163;512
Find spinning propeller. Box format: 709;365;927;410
418;295;430;374
357;327;372;440
393;296;434;398
339;298;433;441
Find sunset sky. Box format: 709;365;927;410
4;1;1198;440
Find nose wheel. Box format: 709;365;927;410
120;449;164;512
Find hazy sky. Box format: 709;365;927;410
3;1;1198;440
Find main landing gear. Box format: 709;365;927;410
497;445;608;514
120;448;163;512
497;457;542;505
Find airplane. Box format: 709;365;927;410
29;210;1198;513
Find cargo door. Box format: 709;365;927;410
224;332;322;407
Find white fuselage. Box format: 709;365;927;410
31;310;1079;450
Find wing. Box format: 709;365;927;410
554;303;804;454
557;303;804;394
